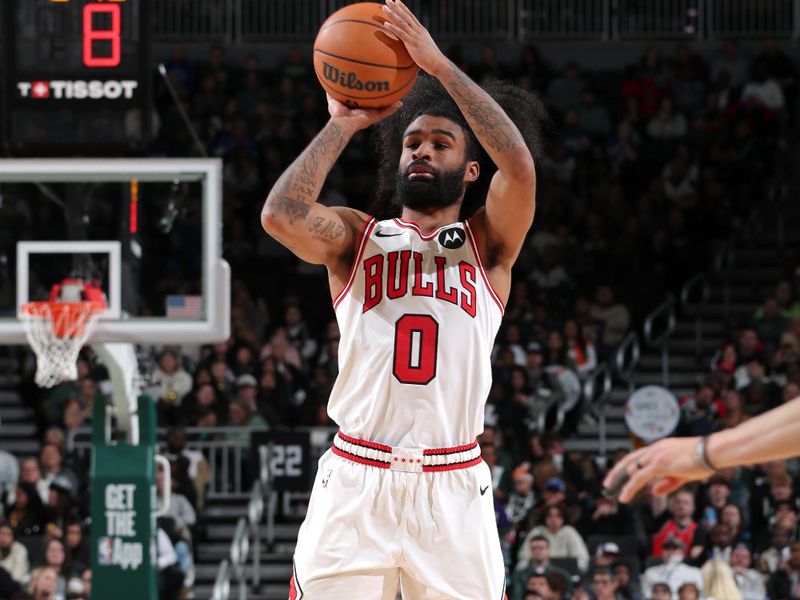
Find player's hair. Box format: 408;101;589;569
372;72;549;220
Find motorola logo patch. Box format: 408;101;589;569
438;227;466;249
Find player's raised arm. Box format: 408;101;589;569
382;0;537;265
261;96;402;267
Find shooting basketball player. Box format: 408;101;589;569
261;1;546;597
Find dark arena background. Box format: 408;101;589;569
0;1;799;599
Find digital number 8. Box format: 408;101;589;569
83;3;121;68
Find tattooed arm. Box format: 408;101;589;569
262;96;401;268
383;0;536;271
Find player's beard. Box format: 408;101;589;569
395;162;466;211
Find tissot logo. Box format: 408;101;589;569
17;80;138;100
438;227;466;249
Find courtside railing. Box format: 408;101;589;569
148;0;800;41
69;425;337;499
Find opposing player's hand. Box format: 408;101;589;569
327;94;402;132
602;436;712;503
382;0;448;76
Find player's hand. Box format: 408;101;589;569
602;436;712;503
382;0;448;76
327;94;402;132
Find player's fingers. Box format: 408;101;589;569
382;15;412;40
391;0;421;26
602;447;645;489
618;463;657;503
383;2;414;29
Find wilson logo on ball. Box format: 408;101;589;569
322;62;389;93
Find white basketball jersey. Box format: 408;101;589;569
328;217;504;448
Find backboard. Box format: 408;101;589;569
0;159;229;345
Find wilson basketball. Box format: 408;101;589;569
313;2;419;108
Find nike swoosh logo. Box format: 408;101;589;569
375;230;403;238
480;485;489;496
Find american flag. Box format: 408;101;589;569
166;295;202;318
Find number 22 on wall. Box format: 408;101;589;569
83;3;121;68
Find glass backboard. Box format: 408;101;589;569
0;159;229;344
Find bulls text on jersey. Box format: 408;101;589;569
361;250;478;318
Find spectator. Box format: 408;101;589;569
589;285;631;353
576;90;611;139
649;582;672;600
4;482;48;538
39;445;78;498
589;567;623;600
729;544;766;600
711;41;750;88
613;561;644;600
651;489;700;558
512;534;572;600
563;320;597;378
18;458;49;505
150;351;194;425
547;63;586;114
28;566;59;600
675;582;700;600
155;467;196;535
641;537;704;599
522;505;590;572
0;522;29;584
767;540;800;600
646;98;687;142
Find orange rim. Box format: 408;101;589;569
21;301;104;338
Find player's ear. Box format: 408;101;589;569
465;160;479;183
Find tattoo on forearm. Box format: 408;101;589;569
266;122;346;224
308;217;346;241
448;69;521;152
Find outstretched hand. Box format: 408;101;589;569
381;0;448;76
602;436;712;503
327;95;402;132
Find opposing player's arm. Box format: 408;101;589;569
262;98;401;267
382;0;536;266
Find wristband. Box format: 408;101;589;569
695;435;717;473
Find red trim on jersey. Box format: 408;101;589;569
464;220;505;315
422;456;483;472
423;440;479;456
337;430;394;453
331;445;391;469
392;217;456;240
333;218;377;309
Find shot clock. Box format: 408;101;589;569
2;0;152;154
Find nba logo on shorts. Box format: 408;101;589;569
98;537;113;565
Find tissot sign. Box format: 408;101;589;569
17;80;140;101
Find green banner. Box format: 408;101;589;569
89;396;158;599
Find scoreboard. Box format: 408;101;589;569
2;0;152;154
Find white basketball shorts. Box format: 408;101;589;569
289;432;508;600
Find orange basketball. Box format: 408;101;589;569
313;2;419;108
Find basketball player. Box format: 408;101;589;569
262;1;545;597
603;394;800;503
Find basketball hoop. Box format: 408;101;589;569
20;301;104;388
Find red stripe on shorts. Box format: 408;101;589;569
331;445;391;469
422;456;483;472
337;430;393;453
423;440;479;455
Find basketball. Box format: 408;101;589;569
313;2;419;108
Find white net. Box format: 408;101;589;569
21;302;103;388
